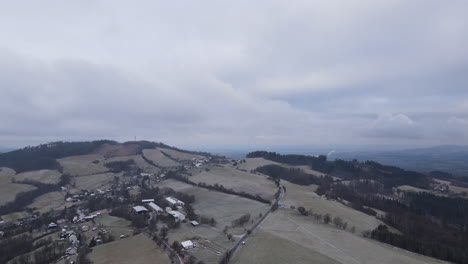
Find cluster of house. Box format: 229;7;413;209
64;189;113;203
141;172;167;183
193;157;210;168
433;183;449;193
132;197;193;222
59;229;80;259
72;211;101;223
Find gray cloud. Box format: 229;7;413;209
0;0;467;148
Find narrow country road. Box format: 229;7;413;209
229;185;285;257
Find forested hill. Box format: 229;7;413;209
0;140;211;173
249;150;468;263
247;150;432;189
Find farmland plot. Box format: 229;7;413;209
230;157;282;171
73;172;119;190
281;181;384;233
58;154;108;176
157;147;204;161
189;166;277;200
15;169;62;184
231;229;339;264
242;209;446;264
105;155;160;174
142;149;180;167
0;167;36;206
27;191;67;213
89;233;171;264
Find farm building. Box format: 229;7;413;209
166;197;185;206
181;240;194;249
142;199;155;203
168;211;186;222
147;202;163;213
133;205;149;214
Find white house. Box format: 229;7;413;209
181;240;194;249
168;211;186;222
166;197;185;206
147;202;163;213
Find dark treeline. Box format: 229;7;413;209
429;170;468;188
0;174;71;215
0;233;66;264
104;159;137;173
370;224;468;264
0;140;115;173
331;181;468;263
256;164;334;186
0;234;33;263
248;151;431;189
197;182;270;204
406;192;468;231
124;140;212;157
168;172;270;204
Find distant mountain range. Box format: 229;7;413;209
331;145;468;176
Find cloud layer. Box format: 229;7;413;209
0;0;467;148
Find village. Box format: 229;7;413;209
0;153;221;264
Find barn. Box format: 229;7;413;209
181;240;194;249
133;205;149;215
168;211;186;222
147;202;163;213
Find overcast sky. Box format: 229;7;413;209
1;0;467;149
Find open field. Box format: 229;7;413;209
73;172;119;190
7;240;68;264
89;233;171;264
449;185;468;195
289;165;328;177
95;214;131;227
281;180;384;233
143;149;180;167
234;157;282;171
15;169;62;184
189;166;277;200
0;167;36;206
30;192;75;213
157;147;203;161
234;158;336;179
232;229;339;264
27;191;67;213
159;179;270;233
1;211;31;222
395;185;448;197
396;185;434;193
432;179;468;196
105;155;160;174
244;209;446;264
58;154;108;176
